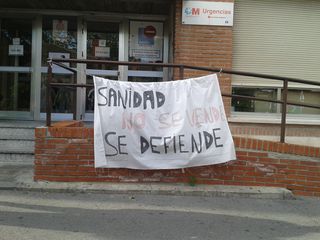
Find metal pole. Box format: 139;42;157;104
46;62;53;127
179;66;184;80
48;59;320;121
73;73;77;120
51;59;320;87
280;80;288;143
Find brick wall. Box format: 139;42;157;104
230;122;320;137
173;0;234;115
34;122;320;197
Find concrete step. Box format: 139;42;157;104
0;127;35;140
0;139;34;154
0;153;34;165
0;122;37;165
0;120;44;128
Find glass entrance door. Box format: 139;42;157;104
38;18;166;122
84;21;119;121
0;18;32;119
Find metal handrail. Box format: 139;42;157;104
46;58;320;143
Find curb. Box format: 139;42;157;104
0;170;295;200
14;181;294;200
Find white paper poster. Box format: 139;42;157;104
9;45;24;56
94;74;236;169
129;21;163;62
94;46;110;58
98;40;106;47
53;20;68;42
12;38;20;45
48;52;70;72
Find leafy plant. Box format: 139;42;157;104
188;176;197;187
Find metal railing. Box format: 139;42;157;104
46;58;320;143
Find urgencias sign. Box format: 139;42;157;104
182;1;234;26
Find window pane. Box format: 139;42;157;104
42;16;77;67
40;73;75;113
0;72;31;111
128;21;164;82
85;22;119;113
232;88;277;113
286;90;320;114
87;22;119;70
0;18;32;67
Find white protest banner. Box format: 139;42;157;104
94;74;236;169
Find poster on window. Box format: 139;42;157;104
48;52;70;72
94;74;236;169
94;47;110;58
53;20;68;43
129;21;163;62
9;45;24;56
